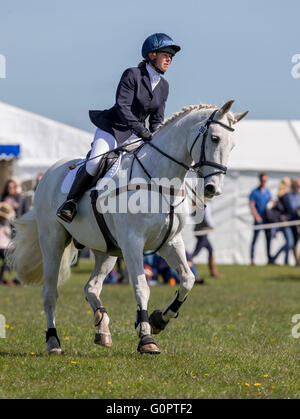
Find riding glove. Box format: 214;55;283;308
140;129;152;142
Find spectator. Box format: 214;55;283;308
283;178;300;264
1;178;30;218
270;177;294;265
0;202;16;286
192;202;223;278
249;172;274;265
143;252;203;285
34;173;44;191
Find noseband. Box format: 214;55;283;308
145;108;234;179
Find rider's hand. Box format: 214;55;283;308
140;129;152;142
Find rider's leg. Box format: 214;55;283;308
56;129;117;223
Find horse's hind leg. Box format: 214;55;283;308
84;250;117;347
39;223;71;355
149;234;195;334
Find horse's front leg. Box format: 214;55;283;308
121;240;160;354
149;234;195;334
84;250;117;347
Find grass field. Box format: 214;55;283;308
1;259;300;399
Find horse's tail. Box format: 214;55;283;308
6;209;77;286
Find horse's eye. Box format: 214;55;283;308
211;135;220;143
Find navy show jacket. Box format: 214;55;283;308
89;64;169;144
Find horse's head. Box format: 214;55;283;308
189;100;249;199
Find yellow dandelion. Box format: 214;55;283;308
30;352;36;356
163;382;168;385
244;382;250;387
204;374;209;377
108;381;112;385
64;336;70;341
271;385;276;389
5;324;10;329
70;361;77;364
254;383;261;387
263;374;269;378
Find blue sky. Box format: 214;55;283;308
0;0;299;132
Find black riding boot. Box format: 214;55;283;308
56;166;94;223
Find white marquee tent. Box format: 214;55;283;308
0;101;92;181
1;100;300;265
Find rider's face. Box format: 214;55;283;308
149;52;173;72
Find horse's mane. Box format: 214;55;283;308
155;103;218;133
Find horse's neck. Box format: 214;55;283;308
147;109;207;181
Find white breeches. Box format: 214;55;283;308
86;129;118;176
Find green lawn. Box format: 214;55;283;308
1;260;300;399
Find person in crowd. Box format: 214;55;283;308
282;178;300;264
249;172;274;265
57;33;181;223
143;252;203;285
1;178;30;218
0;202;17;286
192;201;223;278
34;173;44;191
269;177;294;265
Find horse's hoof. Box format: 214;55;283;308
137;334;160;354
46;334;63;355
94;332;112;347
48;347;64;355
138;343;161;355
149;310;169;335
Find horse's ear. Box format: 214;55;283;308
217;100;235;117
232;110;249;124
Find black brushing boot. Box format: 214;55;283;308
56;166;94;223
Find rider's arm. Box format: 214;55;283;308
249;200;262;222
149;85;168;133
114;68;146;138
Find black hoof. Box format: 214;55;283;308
149;310;169;335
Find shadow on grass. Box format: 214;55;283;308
267;273;300;282
0;351;45;358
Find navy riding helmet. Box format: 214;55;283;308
142;33;181;59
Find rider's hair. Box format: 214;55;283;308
138;59;147;68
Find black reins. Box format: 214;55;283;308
140;108;235;180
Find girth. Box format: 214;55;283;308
90;186;175;257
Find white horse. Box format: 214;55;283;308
8;100;248;355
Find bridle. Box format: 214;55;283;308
189;109;234;178
144;108;235;180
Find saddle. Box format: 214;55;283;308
89;150;119;188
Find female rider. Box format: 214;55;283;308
57;33;181;223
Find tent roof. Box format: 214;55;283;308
0;101;92;171
229;120;300;173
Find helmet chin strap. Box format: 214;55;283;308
148;58;165;75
